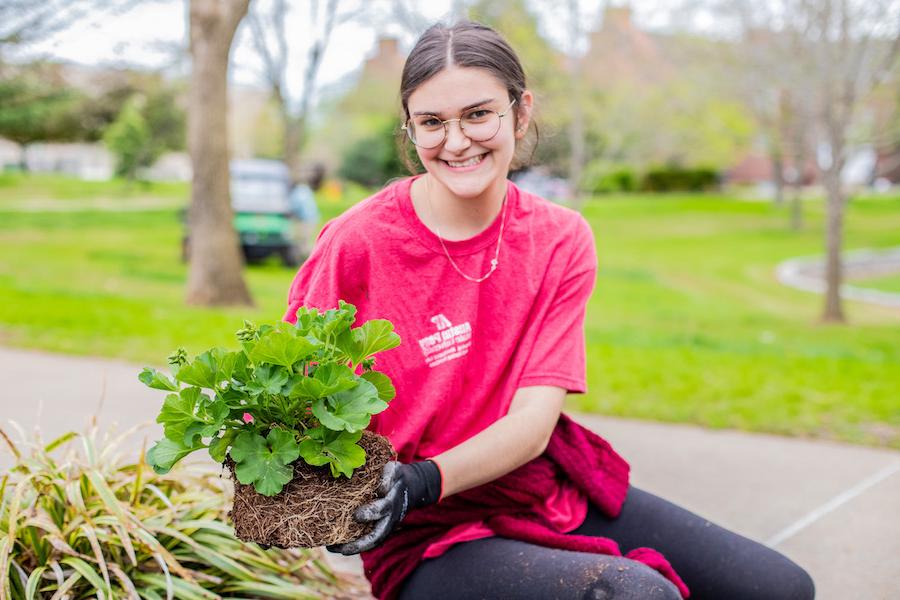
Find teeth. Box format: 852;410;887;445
447;154;484;168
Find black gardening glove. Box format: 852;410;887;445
326;460;442;555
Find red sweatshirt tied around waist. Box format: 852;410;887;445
360;413;690;599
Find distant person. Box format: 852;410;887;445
288;164;325;262
283;21;815;600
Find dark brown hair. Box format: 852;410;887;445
398;20;538;173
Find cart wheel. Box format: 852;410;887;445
280;246;304;267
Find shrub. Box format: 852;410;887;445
0;426;367;599
337;119;408;187
640;166;720;192
581;161;638;194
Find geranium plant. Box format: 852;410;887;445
141;301;400;497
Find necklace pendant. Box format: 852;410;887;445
490;258;498;269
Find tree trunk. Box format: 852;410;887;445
789;128;806;231
284;115;303;183
568;81;585;209
821;165;845;322
790;185;803;231
566;0;585;210
185;0;253;307
771;149;785;205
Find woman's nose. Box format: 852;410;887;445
443;120;471;153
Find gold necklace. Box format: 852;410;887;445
424;182;508;283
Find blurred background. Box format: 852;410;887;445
0;0;898;449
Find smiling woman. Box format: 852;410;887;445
280;19;814;600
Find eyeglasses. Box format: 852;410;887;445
402;99;517;149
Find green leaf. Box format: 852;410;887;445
360;371;396;402
244;364;290;396
319;302;357;338
230;429;301;496
198;396;229;424
182;396;229;444
250;325;318;367
25;565;47;600
315;363;359;390
311;379;386;433
60;556;109;596
146;438;202;474
157;387;208;444
176;350;221;389
288;364;357;399
294;306;320;336
138;367;179;391
216;348;249;382
341;320;401;366
218;385;250;407
298;427;365;478
208;429;238;463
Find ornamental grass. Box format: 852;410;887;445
0;424;369;600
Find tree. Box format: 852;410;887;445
564;0;587;206
0;73;78;166
185;0;253;307
103;96;153;179
245;0;341;181
699;2;817;223
1;1;140;59
102;86;185;180
805;0;899;322
683;0;899;322
468;0;569;174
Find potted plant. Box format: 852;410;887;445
139;301;399;548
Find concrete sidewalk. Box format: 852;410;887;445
1;346;897;599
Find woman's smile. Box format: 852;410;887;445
442;152;489;171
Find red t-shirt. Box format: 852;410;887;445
283;176;596;557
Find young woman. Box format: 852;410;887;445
284;20;815;600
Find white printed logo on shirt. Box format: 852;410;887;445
418;314;472;368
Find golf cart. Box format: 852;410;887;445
183;159;304;267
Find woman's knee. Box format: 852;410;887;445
774;561;815;600
584;557;681;600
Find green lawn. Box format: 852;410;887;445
0;171;190;201
855;272;900;293
1;177;898;448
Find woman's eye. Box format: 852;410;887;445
465;109;491;121
418;117;442;129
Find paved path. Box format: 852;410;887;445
777;246;900;309
1;346;897;599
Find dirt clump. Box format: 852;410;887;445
228;430;395;548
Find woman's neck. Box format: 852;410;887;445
411;175;507;241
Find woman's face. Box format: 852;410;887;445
406;66;532;202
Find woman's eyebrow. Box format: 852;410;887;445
412;98;495;117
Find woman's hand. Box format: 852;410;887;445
326;460;442;555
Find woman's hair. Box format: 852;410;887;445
398;20;538;173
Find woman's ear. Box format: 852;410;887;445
515;90;535;139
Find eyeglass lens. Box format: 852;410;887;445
407;109;502;148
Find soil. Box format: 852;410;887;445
228;430;396;548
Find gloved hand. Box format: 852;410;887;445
326;459;442;555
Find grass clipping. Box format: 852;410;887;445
229;430;396;548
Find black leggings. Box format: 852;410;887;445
398;487;815;600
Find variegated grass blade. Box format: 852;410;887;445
0;424;370;599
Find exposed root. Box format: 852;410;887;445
228;430;395;548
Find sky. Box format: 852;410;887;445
8;0;676;109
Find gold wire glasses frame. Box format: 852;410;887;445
402;99;518;149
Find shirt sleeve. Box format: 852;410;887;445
517;217;597;393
